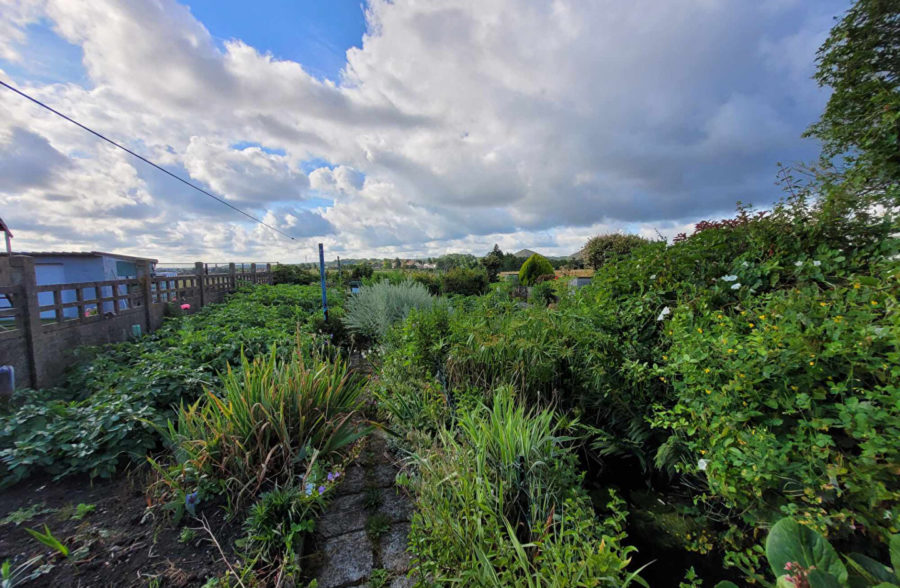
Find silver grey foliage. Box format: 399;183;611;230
342;280;434;340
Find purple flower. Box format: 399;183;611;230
327;471;341;482
318;486;326;495
305;483;314;496
185;491;199;515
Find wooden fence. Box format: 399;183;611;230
0;257;272;390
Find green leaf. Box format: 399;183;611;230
808;569;843;588
845;552;895;585
765;518;847;583
714;582;739;588
891;535;900;581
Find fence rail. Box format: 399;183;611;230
0;258;272;390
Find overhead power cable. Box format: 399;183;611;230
0;79;296;241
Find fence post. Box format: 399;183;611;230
229;263;236;291
195;261;205;308
136;260;153;332
318;243;328;320
9;256;42;388
250;263;257;284
266;263;271;285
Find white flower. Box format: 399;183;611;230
884;510;893;520
813;260;821;267
650;274;657;280
697;459;709;471
731;283;741;290
656;306;671;321
741;261;749;267
721;275;738;282
795;261;803;267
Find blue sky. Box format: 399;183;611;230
183;0;367;81
0;0;850;261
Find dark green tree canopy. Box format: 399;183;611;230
582;233;650;270
807;0;900;184
518;253;555;286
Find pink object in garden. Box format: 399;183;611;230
181;303;191;310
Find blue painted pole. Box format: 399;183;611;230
318;243;328;320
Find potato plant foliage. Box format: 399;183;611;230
0;284;340;485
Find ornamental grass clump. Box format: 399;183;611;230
342;279;434;341
409;388;641;585
162;345;368;507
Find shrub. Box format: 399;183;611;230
653;254;900;576
409;271;442;295
350;263;374;280
529;281;557;306
272;265;316;285
342;280;434;341
156;347;367;507
441;267;489;296
582;233;650;269
518;253;555;286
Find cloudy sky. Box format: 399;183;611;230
0;0;848;262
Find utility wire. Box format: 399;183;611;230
0;79;296;241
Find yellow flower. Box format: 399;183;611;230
662;355;668;360
704;368;711;373
749;323;755;328
706;389;712;394
791;385;799;391
853;282;861;289
809;361;815;366
758;315;766;320
819;302;827;307
871;300;878;306
697;327;703;334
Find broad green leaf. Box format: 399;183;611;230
766;518;847;583
808;569;843;588
714;582;739;588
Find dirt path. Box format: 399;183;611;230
311;429;415;588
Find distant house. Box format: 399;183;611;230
5;251;157;319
